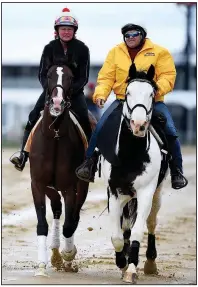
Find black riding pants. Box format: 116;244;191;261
25;90;92;141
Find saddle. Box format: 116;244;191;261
69;109;97;150
24;110;97;153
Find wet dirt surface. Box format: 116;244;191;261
2;147;196;284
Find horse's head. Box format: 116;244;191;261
123;63;158;137
46;65;73;117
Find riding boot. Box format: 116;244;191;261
75;150;100;182
167;136;188;189
10;130;30;171
169;160;187;189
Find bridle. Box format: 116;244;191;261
123;78;156;129
45;73;73;139
46;83;72;110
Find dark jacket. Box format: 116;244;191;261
38;38;90;96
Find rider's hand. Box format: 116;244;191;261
96;98;105;108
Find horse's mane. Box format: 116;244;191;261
127;70;158;92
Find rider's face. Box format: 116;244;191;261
58;26;75;42
124;30;142;48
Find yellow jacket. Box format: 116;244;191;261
93;39;176;103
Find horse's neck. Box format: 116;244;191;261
42;106;70;138
118;120;150;165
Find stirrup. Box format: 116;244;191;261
172;169;188;189
10;151;22;165
10;151;28;171
75;159;96;183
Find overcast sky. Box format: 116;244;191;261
2;2;196;64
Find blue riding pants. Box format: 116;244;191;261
154;101;183;172
86;100;120;158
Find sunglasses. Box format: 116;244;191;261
125;31;141;39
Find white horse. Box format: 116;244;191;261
102;63;169;283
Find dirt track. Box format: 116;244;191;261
2;147;196;284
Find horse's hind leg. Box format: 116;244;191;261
31;181;48;276
45;187;63;270
144;186;162;275
116;203;131;277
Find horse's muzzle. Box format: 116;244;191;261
49;105;63;117
130;120;148;137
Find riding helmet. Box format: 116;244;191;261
54;7;78;32
121;23;147;38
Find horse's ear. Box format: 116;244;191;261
128;63;137;79
147;65;155;81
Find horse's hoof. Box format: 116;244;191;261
123;272;138;284
63;261;79;273
34;263;49;277
144;259;158;275
51;248;63;270
121;264;128;279
61;245;77;262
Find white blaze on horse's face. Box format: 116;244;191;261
124;81;154;137
50;67;64;117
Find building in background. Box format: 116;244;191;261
2;50;196;145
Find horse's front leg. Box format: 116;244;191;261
115;208;131;279
60;184;81;272
109;187;131;253
45;187;63;270
31;181;48;277
123;178;158;284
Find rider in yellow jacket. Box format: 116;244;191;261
76;23;187;189
92;39;176;103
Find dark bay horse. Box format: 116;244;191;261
29;65;89;276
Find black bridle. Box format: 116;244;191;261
123;78;156;128
46;76;73;139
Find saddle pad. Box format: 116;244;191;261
24;112;88;153
69;111;88;150
24;116;42;152
97;102;123;165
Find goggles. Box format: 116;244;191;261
124;31;141;39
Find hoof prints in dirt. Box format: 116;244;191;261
79;256;115;269
3;261;37;270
